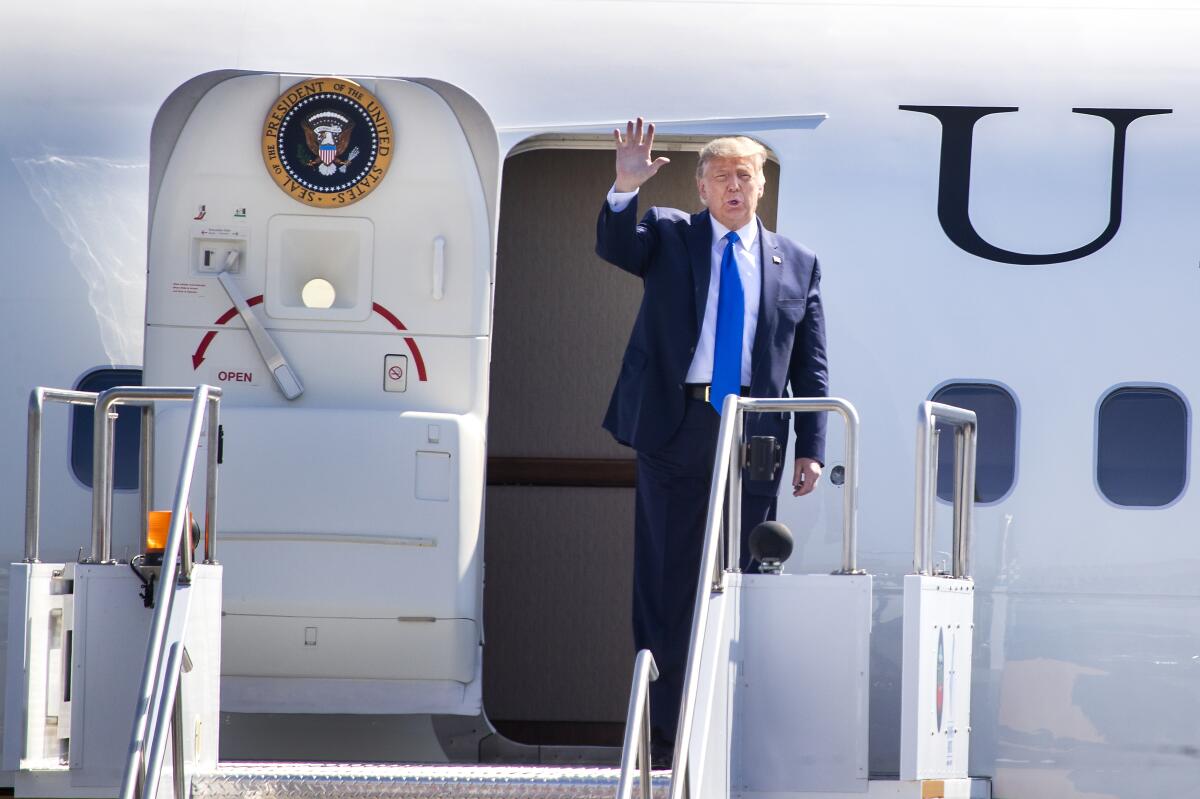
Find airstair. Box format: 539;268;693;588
5;385;989;799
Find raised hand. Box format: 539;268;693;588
613;117;671;192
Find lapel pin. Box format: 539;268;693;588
772;255;782;264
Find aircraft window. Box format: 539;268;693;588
931;383;1017;504
70;368;143;490
1097;387;1188;507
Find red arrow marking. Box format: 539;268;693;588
192;332;216;369
371;302;407;330
191;296;427;383
192;295;265;369
372;302;428;382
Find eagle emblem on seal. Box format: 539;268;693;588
263;78;394;207
301;111;360;176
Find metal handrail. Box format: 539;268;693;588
25;388;101;562
913;401;977;578
729;398;861;574
23;383;220;797
669;395;860;799
616;649;660;799
118;385;219;799
141;642;186;799
25;385;222;566
140;406;155;566
92;386;222;564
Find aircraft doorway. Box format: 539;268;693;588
483;144;780;746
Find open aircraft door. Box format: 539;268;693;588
481;115;831;744
143;72;499;715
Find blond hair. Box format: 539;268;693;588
696;136;768;179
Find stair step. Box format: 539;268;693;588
193;762;670;798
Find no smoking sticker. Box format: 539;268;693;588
384;354;408;392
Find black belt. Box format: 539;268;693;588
685;384;751;402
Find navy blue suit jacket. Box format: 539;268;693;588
595;198;828;490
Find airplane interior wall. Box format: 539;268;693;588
483;148;779;743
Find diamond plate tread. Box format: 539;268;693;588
193;762;671;799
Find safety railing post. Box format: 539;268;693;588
839;398;861;574
912;402;977;579
24;390;44;564
616;649;660;799
952;424;976;578
727;407;744;574
203;396;220;564
171;674;186;799
927;427;940;573
90;398;121;563
140;407;155;561
669;396;859;799
140;642;185;799
912;417;929;575
104;409;118;561
25;388;101;563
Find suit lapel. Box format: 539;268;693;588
687;210;713;333
751;219;781;390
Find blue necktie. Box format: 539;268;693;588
711;231;743;413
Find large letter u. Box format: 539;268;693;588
900;106;1171;265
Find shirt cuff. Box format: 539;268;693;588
607;185;639;213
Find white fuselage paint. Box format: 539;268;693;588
2;2;1199;797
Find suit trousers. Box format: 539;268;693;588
633;397;777;745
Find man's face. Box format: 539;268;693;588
697;155;765;230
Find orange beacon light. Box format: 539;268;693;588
145;510;199;565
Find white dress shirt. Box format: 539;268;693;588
608;186;761;385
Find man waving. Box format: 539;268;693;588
595;118;829;761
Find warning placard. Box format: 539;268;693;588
384;354;408;393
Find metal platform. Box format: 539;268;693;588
192;763;671;799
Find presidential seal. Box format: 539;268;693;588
262;78;393;207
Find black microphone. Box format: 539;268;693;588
749;520;794;574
